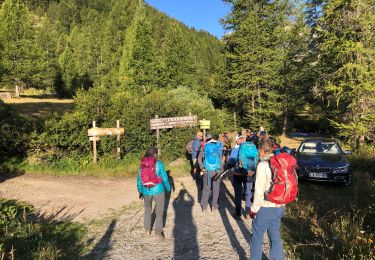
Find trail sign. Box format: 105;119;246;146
88;120;124;163
88;127;124;136
150;115;198;130
150;114;197;155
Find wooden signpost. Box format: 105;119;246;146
150;114;198;155
199;119;211;142
88;120;125;163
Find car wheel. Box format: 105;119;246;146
344;175;352;186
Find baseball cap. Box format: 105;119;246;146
236;135;244;141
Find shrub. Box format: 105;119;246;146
31;86;234;164
0;102;35;162
0;199;86;260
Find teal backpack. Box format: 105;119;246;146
203;142;221;171
238;141;259;175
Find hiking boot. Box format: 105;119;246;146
233;213;242;220
155;232;165;241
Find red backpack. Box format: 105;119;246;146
265;153;298;204
140;157;162;189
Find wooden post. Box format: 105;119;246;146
155;115;161;155
92;121;97;163
15;84;20;99
203;128;206;143
116;120;121;159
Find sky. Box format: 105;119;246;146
145;0;231;39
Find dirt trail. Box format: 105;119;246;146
0;175;138;222
0;174;272;259
85;177;271;259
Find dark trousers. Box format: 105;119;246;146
201;171;220;210
144;193;165;234
232;174;253;216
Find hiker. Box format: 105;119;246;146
227;134;244;169
137;147;171;240
191;132;203;174
217;134;226;169
198;133;222;212
249;140;285;259
233;135;259;219
246;128;259;146
223;132;231;163
268;136;281;155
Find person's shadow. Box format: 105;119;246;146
219;181;269;260
173;185;199;259
164;170;175;226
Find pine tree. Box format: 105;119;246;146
162;21;197;89
0;0;46;94
317;0;375;145
279;3;311;135
222;0;289;129
119;0;158;93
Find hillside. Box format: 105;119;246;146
1;0;224;97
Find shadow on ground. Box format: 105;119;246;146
173;185;199;259
0;165;25;183
84;220;117;260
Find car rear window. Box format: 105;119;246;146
299;142;342;154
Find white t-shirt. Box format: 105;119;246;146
251;160;284;213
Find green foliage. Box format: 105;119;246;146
0;199;86;260
282;167;375;259
222;0;310;131
314;0;375;145
31;86;233;164
0;0;223;97
119;2;159;93
0;101;34;161
0;0;47;89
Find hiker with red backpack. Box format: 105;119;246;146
197;133;223;212
249;140;298;259
137;147;171;240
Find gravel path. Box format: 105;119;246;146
86;177;270;259
0;174;271;259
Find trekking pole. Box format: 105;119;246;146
213;169;231;181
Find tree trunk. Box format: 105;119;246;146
282;106;288;136
252;92;255;120
257;85;261;112
15;84;20;98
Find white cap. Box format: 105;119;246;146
236;135;244;141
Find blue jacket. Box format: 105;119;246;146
192;138;202;159
229;145;240;160
227;145;240;168
137;160;171;196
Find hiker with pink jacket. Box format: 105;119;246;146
137;147;171;240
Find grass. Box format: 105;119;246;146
11;153;192;179
1;88;73;120
282;145;375;259
0;199;87;260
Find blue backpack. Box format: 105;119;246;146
203;142;222;171
238;141;259;174
216;141;224;157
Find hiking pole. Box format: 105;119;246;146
213;168;231;181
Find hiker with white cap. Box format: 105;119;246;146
197;133;222;212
